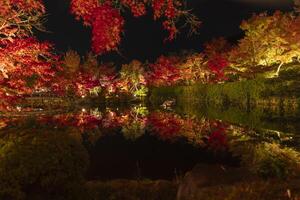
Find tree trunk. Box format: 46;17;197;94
275;62;284;77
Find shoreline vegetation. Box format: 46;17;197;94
3;64;300;113
150;64;300;112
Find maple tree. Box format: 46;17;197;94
90;5;125;55
207;55;229;81
145;52;228;87
229;11;300;76
70;0;200;55
52;51;103;98
0;38;60;97
176;52;210;84
146;55;182;87
0;0;64;110
0;0;45;41
203;37;231;59
203;38;231;81
119;60;148;97
97;64;118;94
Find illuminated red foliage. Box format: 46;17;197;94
70;0;99;26
10;0;45;12
70;0;200;54
0;0;45;40
0;38;61;101
98;65;118;93
147;56;181;87
73;72;100;96
51;70;101;97
120;0;146;17
207;55;229;81
152;0;180;41
91;5;125;55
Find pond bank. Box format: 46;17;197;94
149;74;300;115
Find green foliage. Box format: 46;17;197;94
122;121;145;141
89;86;102;96
0;129;89;200
150;70;300;110
119;60;148;97
133;85;148;97
133;105;149;116
231;141;300;179
252;143;300;178
150;78;267;109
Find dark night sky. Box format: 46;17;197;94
38;0;294;63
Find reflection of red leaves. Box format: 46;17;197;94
102;111;122;128
75;113;102;131
207;122;228;151
148;112;182;140
38;112;102;132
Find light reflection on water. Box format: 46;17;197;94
0;103;300;198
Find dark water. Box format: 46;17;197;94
1;102;300;197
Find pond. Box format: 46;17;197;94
0;101;300;199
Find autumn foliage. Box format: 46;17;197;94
70;0;200;55
0;0;62;109
0;0;45;41
0;38;60;96
1;0;300;111
91;5;125;55
229;11;300;76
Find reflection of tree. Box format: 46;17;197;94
0;128;89;200
207;122;228;151
0;118;9;130
121;105;148;141
148;111;182;141
228;128;300;179
2;108;300;181
147;111;223;148
122;120;146;141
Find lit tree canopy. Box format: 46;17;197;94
119;60;147;95
229;11;300;75
0;0;45;41
0;38;61;100
70;0;201;55
0;0;61;108
204;37;231;58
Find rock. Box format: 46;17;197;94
176;164;254;200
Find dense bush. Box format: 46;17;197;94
0;129;89;200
